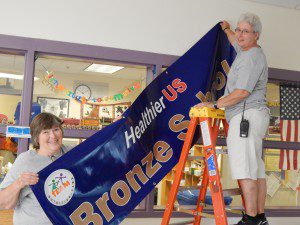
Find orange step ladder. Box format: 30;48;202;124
161;107;245;225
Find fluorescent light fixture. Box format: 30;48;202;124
0;72;39;81
84;64;124;74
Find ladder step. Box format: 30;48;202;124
225;208;244;215
178;185;203;191
188;155;204;160
189;107;225;119
223;188;242;197
169;220;194;225
177;187;241;196
175;205;243;216
175;204;205;210
176;206;215;218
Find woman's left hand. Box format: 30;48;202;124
194;102;214;109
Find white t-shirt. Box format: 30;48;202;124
224;41;268;121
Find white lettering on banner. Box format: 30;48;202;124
125;96;166;148
69;141;173;224
125;78;188;149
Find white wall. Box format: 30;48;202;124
0;0;300;72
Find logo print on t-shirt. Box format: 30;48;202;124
44;169;75;206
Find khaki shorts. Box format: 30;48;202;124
227;107;270;180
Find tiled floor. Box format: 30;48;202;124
122;217;300;225
1;210;299;225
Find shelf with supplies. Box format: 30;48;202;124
159;144;205;206
61;101;131;139
80;101;131;125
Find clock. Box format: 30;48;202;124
74;84;92;100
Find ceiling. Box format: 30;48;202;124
245;0;300;10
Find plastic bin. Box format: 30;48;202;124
14;102;41;125
177;189;233;206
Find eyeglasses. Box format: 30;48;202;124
235;28;255;35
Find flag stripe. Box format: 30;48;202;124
279;84;300;170
298;120;300;141
287;120;291;169
279;120;285;169
279;120;300;170
293;121;298;169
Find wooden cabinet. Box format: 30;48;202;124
158;145;204;206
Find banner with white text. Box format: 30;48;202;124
31;24;235;225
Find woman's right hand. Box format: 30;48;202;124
220;20;230;31
17;172;39;189
194;102;213;109
220;20;236;45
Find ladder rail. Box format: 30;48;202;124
193;166;209;225
161;117;199;225
199;117;228;225
161;107;245;225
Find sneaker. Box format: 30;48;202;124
258;216;269;225
256;213;269;225
235;212;260;225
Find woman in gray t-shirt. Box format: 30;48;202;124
195;13;270;225
0;113;68;225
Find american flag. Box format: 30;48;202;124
279;83;300;170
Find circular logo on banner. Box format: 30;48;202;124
44;169;75;206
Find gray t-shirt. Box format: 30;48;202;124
0;146;70;225
224;41;268;121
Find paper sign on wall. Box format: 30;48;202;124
6;126;31;138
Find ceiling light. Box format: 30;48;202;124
0;72;39;81
84;64;124;74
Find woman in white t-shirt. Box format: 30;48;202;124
195;13;269;225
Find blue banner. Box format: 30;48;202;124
31;24;235;225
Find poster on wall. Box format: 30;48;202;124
269;115;280;135
114;103;131;118
99;105;113;119
83;104;94;117
37;97;69;119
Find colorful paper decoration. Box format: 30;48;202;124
42;71;141;104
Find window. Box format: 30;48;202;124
34;55;147;131
0;51;25;125
0;51;25;179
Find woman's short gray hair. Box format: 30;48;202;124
238;12;262;37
